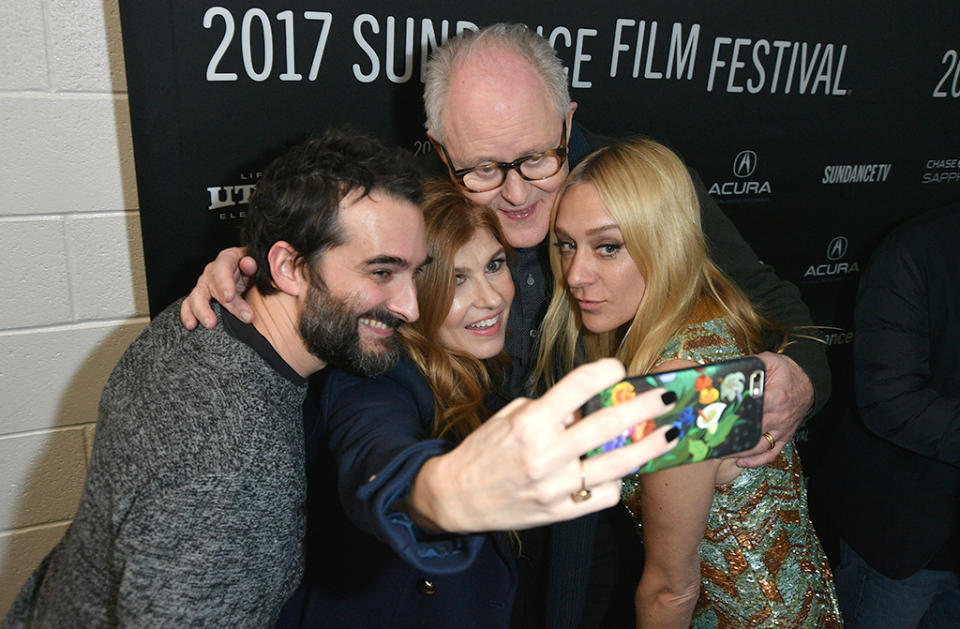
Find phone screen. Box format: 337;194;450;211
581;356;765;474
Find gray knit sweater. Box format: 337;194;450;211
2;301;308;628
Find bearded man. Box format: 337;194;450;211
2;128;427;628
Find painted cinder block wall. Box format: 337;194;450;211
0;0;148;615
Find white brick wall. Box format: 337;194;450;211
0;0;147;616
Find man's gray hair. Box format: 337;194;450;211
423;23;571;142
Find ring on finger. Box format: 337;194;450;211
570;458;592;503
762;431;776;451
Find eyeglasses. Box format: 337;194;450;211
432;122;568;193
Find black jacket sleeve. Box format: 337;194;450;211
853;209;960;466
692;168;831;415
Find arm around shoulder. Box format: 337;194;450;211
691;169;830;416
180;246;257;329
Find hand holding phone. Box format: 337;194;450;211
582;357;765;474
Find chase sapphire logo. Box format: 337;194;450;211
733;150;758;178
827;236;848;260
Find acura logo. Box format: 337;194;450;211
827;236;848;260
733;150;757;178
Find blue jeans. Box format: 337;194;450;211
836;539;960;629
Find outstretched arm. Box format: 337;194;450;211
179;247;258;329
408;358;680;533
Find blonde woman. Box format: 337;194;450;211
536;138;841;628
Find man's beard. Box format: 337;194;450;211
300;281;403;377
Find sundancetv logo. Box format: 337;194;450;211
821;162;892;184
709;149;772;200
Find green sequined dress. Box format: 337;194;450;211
621;317;842;628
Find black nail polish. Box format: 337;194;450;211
661;390;677;405
665;426;680;441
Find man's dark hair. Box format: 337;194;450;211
242;126;423;295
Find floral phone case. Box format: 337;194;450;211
582;357;765;474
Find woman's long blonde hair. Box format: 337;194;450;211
399;179;511;443
535;138;782;385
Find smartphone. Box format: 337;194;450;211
582;356;765;474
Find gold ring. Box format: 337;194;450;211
762;431;776;451
570;458;592;503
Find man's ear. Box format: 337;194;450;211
267;241;308;296
566;101;578;138
427;134;448;164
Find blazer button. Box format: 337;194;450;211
416;579;436;596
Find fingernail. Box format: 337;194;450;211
241;312;252;323
661;391;677;405
665;426;680;441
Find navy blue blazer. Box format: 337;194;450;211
276;358;517;629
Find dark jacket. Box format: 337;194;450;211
277;358;516;629
821;205;960;578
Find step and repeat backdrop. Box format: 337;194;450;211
119;1;959;462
